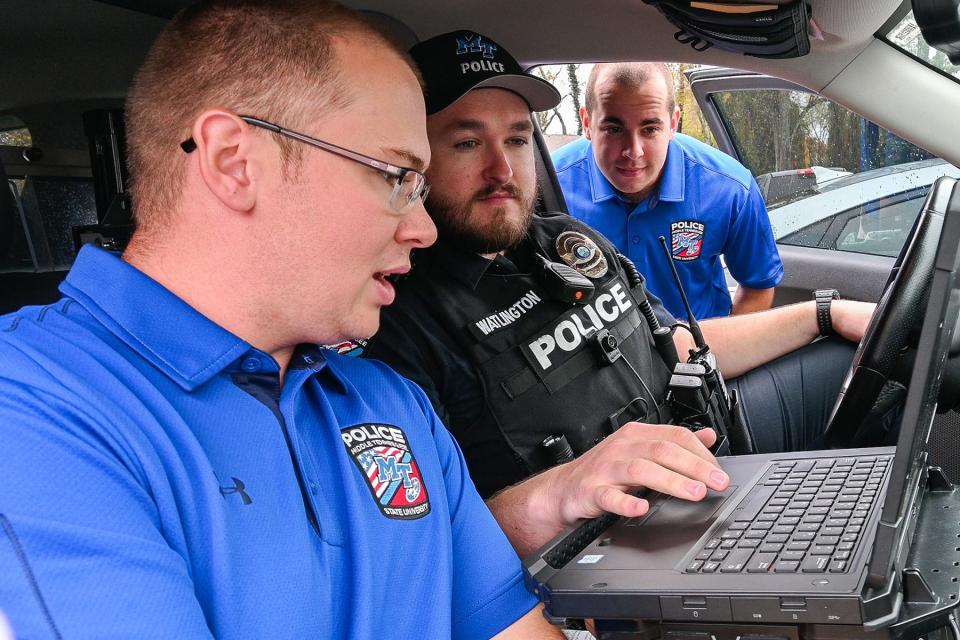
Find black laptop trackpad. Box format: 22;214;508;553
597;487;738;570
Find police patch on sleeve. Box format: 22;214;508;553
556;231;608;278
671;220;705;261
341;424;431;520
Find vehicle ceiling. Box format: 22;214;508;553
3;0;958;164
352;0;904;84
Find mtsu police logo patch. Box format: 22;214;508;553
556;231;608;278
341;424;430;520
671;220;706;261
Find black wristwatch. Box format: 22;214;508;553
814;289;840;337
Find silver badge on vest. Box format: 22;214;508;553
556;231;608;279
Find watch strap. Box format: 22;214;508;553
814;289;840;337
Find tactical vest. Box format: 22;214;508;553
414;213;674;482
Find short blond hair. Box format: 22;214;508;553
125;0;410;233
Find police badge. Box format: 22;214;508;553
555;231;608;278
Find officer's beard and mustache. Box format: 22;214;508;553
426;181;540;255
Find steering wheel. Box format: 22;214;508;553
822;179;955;448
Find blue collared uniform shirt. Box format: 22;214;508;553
553;134;783;319
0;246;535;639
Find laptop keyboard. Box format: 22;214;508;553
685;455;891;575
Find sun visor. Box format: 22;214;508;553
642;0;812;58
913;0;960;64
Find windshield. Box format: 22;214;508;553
884;10;960;81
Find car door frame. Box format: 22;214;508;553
684;66;893;307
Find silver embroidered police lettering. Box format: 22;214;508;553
460;60;505;74
474;290;542;336
527;282;633;369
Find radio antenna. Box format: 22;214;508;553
658;235;707;351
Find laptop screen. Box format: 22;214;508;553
867;176;960;587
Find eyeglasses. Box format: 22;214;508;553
180;116;430;214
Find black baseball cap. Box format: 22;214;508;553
410;30;562;115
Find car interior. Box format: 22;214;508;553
6;0;960;637
3;0;960;558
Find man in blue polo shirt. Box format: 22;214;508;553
554;62;782;319
0;2;554;638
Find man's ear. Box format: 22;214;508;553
670;106;681;134
189;111;259;213
579;106;592;140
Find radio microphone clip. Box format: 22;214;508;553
536;254;596;305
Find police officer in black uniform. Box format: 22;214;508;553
365;31;876;556
374;206;678;497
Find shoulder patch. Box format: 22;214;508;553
340;423;431;520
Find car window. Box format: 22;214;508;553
711;89;932;200
1;121;99;275
884;10;960;83
781;186;927;257
709;88;959;257
833;189;926;257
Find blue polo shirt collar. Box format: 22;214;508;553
657;137;686;203
586;137;687;205
587;142;619;204
59;245;341;392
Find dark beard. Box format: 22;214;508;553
425;183;538;254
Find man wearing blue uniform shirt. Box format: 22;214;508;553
0;3;556;638
553;62;783;319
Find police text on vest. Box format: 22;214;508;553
527;283;632;370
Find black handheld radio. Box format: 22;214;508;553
656;236;753;456
535;254;596;306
